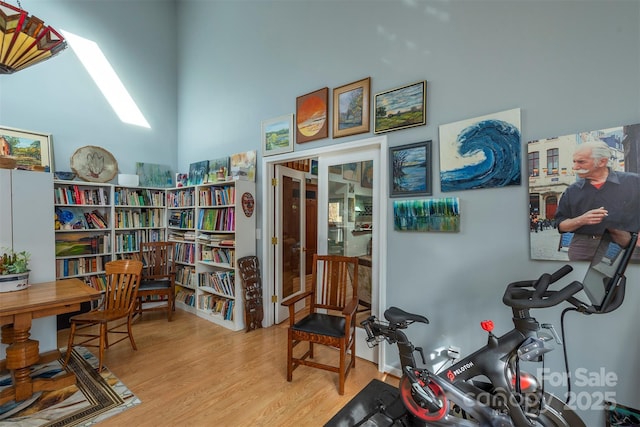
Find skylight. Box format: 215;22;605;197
61;30;150;129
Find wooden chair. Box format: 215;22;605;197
281;254;359;395
136;241;176;321
64;259;143;373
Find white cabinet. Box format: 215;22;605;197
1;170;56;356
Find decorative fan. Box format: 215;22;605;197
70;146;118;183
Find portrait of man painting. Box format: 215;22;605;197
528;123;640;262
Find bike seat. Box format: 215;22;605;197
384;306;429;325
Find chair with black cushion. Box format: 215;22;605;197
64;259;143;373
281;254;359;395
136;241;176;321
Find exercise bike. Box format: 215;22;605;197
360;229;638;427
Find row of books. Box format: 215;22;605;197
56;255;106;277
197;233;235;247
167;188;195;207
198;186;235;207
198;295;234;320
85;274;108;292
169;230;196;241
197;207;235;231
54;185;109;206
198;270;235;297
114;188;165;207
200;247;235;266
115;208;164;229
176;265;196;288
176;288;196;307
169;209;194;229
55;233;111;257
175;241;196;264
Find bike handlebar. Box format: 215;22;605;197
503;264;584;309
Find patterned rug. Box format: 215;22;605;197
0;346;140;426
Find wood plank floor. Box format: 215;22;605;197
57;310;399;426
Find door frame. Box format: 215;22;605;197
261;135;388;371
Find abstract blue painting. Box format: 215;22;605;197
439;108;521;192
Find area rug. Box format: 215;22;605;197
325;379;411;427
0;346;140;426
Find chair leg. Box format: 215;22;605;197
339;342;346;395
98;323;107;373
167;293;173;321
63;322;77;368
286;330;293;382
127;315;137;350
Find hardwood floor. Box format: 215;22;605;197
57;310;399;426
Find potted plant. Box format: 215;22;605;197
0;248;31;293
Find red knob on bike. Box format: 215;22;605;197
481;320;494;332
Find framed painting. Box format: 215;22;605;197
136;162;173;187
439;108;521;192
361;160;373;188
296;87;329;143
389;140;432;197
393;198;460;232
262;114;294;157
0;126;53;172
342;162;361;182
374;80;427;134
230;150;257;182
207;156;230;183
188;160;208;185
333;77;371;138
606;401;640;426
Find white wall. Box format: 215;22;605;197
176;1;640;425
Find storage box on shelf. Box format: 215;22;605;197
113;185;167;258
54;180;112;291
194;179;255;331
167;186;197;314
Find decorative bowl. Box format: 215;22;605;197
54;171;76;180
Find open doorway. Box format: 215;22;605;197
261;135;388;367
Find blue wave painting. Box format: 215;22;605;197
440;109;521;192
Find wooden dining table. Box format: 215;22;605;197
0;278;101;405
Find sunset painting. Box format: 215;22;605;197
296;87;328;143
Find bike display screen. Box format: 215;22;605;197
581;229;638;312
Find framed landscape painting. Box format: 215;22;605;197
0;126;52;172
333;77;371;138
374;80;426;134
296;87;329;143
262;114;294;157
389;140;432;197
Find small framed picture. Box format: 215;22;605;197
389;140;432;197
296;87;329;143
0;126;53;172
374;80;427;134
262;114;294;156
333;77;371;138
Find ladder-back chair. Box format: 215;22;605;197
136;241;176;321
281;254;359;394
64;259;143;372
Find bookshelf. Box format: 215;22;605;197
167;186;197;314
113;185;166;258
194;179;255;331
51;179;255;331
54;180;112;291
